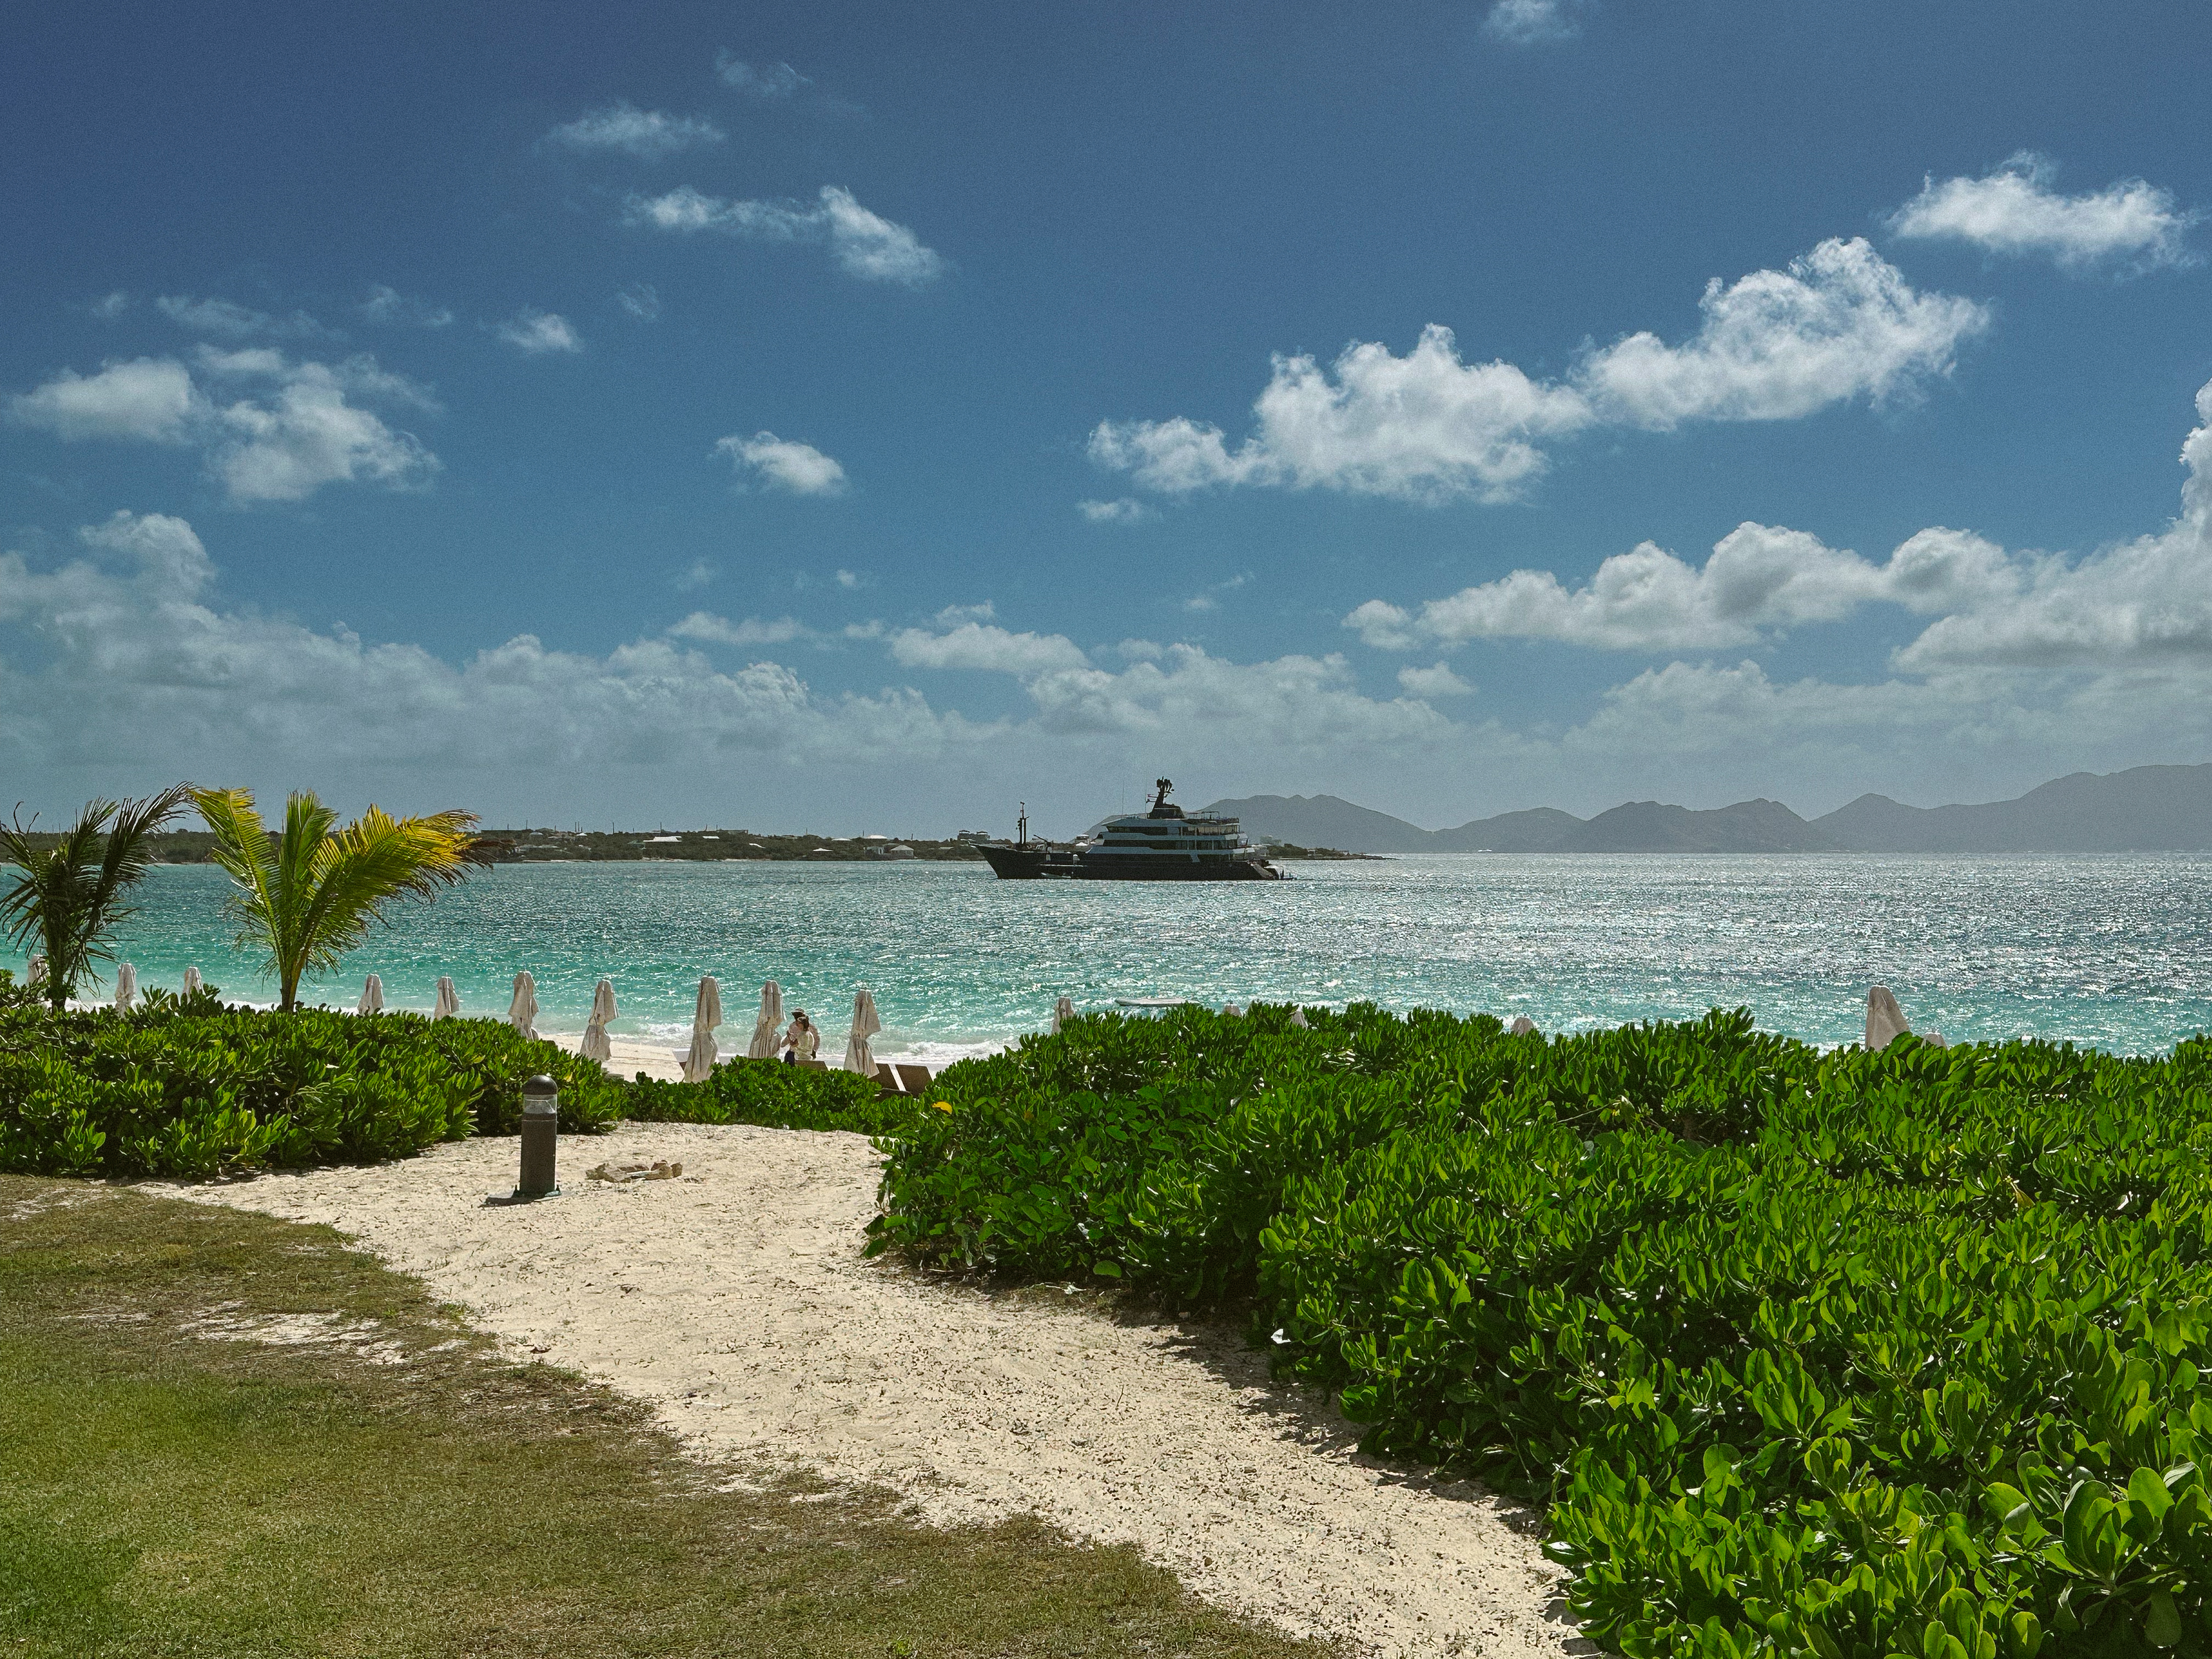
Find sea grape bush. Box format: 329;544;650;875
873;1003;2212;1658
627;1058;904;1135
0;992;890;1178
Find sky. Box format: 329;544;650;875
3;0;2210;837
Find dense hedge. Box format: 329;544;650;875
0;974;906;1178
873;1003;2212;1659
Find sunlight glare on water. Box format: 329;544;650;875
12;854;2210;1059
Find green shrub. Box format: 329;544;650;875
628;1057;916;1136
0;997;624;1178
873;1003;2212;1658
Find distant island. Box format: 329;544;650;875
1203;763;2212;855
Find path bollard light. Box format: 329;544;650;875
517;1074;560;1199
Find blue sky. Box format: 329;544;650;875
4;0;2210;835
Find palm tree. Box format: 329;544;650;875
1;787;190;1012
191;788;478;1012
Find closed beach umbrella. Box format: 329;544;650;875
26;953;46;988
357;974;384;1015
1864;985;1910;1051
1288;1006;1308;1029
433;977;460;1020
843;989;882;1074
747;980;783;1059
182;966;201;996
508;971;538;1040
582;978;617;1063
115;962;137;1013
1221;1003;1244;1017
1508;1015;1538;1036
1051;995;1075;1034
682;975;722;1081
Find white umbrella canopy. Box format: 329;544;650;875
115;962;137;1013
747;980;784;1059
1288;1006;1308;1029
507;972;538;1039
182;966;202;996
1865;985;1910;1051
357;975;384;1015
582;978;617;1063
843;989;882;1073
1221;1003;1244;1017
433;977;460;1020
682;975;723;1081
1050;995;1076;1034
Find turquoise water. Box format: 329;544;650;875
8;855;2211;1059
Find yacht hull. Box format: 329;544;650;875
979;844;1281;881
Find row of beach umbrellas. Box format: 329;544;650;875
494;971;877;1084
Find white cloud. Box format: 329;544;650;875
667;612;809;645
1575;238;1989;428
1077;497;1153;523
933;602;995;625
1092;240;1984;504
89;291;130;319
1351;373;2212;684
548;102;725;159
1887;153;2201;272
716;431;847;495
1482;0;1590;45
495;309;583;354
358;286;454;328
617;283;661;321
890;622;1091;676
1183;573;1251;613
627;185;945;286
1348;522;2017;652
6;351;438;503
0;515;962;793
716;54;810;99
7;357;199;443
1397;662;1475;698
835;568;861;590
673;558;716;591
156;295;336;341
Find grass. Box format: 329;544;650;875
0;1172;1325;1659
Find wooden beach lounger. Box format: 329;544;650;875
894;1063;932;1094
798;1057;828;1071
874;1063;905;1095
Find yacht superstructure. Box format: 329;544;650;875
978;780;1284;881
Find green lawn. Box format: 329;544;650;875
0;1173;1324;1659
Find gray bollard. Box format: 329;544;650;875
517;1074;560;1198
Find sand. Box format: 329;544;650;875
165;1123;1578;1658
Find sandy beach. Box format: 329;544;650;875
166;1121;1578;1658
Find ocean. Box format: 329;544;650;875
9;855;2210;1061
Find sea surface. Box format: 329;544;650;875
9;855;2211;1061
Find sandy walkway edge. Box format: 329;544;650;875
160;1123;1580;1658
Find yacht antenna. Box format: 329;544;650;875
1017;801;1028;847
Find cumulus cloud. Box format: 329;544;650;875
1350;373;2212;683
1091;240;1984;504
548;102;725;158
358;285;454;328
8;357;199;443
1348;522;2018;652
890;622;1091;676
627;184;945;286
156;295;337;341
716;431;846;494
716;54;810;99
0;514;962;793
1397;662;1475;698
1887;153;2202;272
617;282;661;321
7;351;438;503
1077;497;1152;524
667;612;810;646
495;309;583;354
1482;0;1592;44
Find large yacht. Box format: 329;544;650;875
978;780;1285;882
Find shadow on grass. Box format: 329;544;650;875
0;1174;1330;1659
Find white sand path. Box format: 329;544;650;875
164;1122;1577;1658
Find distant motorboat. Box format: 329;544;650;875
979;780;1285;882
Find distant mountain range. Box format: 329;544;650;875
1204;763;2212;855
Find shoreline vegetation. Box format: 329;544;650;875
4;827;1376;864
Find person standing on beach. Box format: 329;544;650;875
782;1008;819;1064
